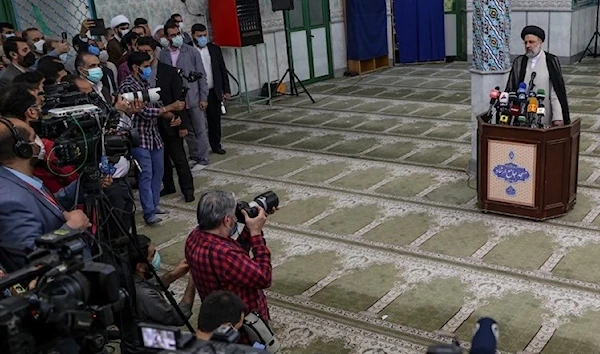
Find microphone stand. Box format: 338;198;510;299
579;0;600;62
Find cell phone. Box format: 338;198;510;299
139;323;194;350
89;18;107;37
61;32;67;43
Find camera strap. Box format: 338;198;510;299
23;182;62;211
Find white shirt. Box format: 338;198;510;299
198;46;214;89
530;51;542;69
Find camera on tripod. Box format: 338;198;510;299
235;191;279;223
0;229;127;354
31;86;140;180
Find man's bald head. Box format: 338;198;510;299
0;118;34;164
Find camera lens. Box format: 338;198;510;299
254;191;279;213
235;191;279;223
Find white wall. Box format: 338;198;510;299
571;5;599;57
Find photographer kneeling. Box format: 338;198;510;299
185;191;273;338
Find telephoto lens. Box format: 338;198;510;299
235;191;279;223
121;87;162;103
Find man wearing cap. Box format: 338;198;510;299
506;25;570;127
108;15;130;65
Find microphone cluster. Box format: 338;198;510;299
484;72;547;129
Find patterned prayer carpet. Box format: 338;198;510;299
136;60;600;354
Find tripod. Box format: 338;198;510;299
81;169;195;336
274;11;315;103
579;0;600;62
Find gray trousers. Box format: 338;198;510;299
185;106;210;164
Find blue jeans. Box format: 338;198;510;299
132;147;164;222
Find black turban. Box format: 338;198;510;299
521;25;545;42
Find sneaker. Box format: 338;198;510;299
188;160;197;168
146;215;162;225
191;164;207;172
155;207;170;214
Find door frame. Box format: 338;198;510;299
285;0;334;84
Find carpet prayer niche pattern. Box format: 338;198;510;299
137;61;600;354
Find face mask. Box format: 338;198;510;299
159;37;169;48
34;39;45;53
151;251;161;270
86;67;104;83
98;50;109;63
120;29;130;37
140;66;152;81
88;45;100;56
4;33;14;38
59;53;68;63
196;36;208;48
178;22;185;30
171;35;183;48
34;135;46;160
22;52;36;67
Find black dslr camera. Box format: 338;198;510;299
235;191;279;223
0;229;127;354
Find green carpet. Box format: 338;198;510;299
141;60;600;354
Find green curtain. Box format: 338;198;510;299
0;0;16;25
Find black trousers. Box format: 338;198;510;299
163;134;195;196
103;178;134;235
206;88;222;151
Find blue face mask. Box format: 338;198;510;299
140;66;152;81
87;45;100;56
59;53;68;63
151;251;161;270
230;220;239;237
196;36;208;48
86;67;104;83
171;35;184;48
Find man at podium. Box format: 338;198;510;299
505;25;570;127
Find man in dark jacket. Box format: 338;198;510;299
505;25;570;126
136;37;195;202
191;24;231;154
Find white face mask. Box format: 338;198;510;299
178;22;184;31
159;37;169;48
120;28;130;37
98;50;109;63
34;39;45;53
34;135;46;160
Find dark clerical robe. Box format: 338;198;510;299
505;52;570;125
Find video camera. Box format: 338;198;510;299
235;191;279;224
31;81;139;180
0;229;127;354
140;323;267;354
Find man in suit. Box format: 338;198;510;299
159;21;210;171
170;14;193;46
137;36;195;203
0;37;35;90
191;24;231;155
75;51;112;103
0;118;91;271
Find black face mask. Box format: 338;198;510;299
22;52;36;67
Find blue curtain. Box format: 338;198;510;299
346;0;388;60
395;0;446;63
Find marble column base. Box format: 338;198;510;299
468;68;511;173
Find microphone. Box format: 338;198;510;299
497;92;509;124
487;86;501;117
536;89;546;126
517;83;528;124
528;72;536;93
527;97;539;127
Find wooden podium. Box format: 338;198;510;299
477;116;581;220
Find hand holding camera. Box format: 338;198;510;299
241;207;267;236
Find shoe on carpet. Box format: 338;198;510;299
191;164;207;172
146;216;162;225
212;148;226;154
184;194;195;203
160;189;176;197
156;207;170;214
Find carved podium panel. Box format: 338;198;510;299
477;116;580;220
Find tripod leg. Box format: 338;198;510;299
271;69;291;103
579;33;597;63
291;71;316;103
